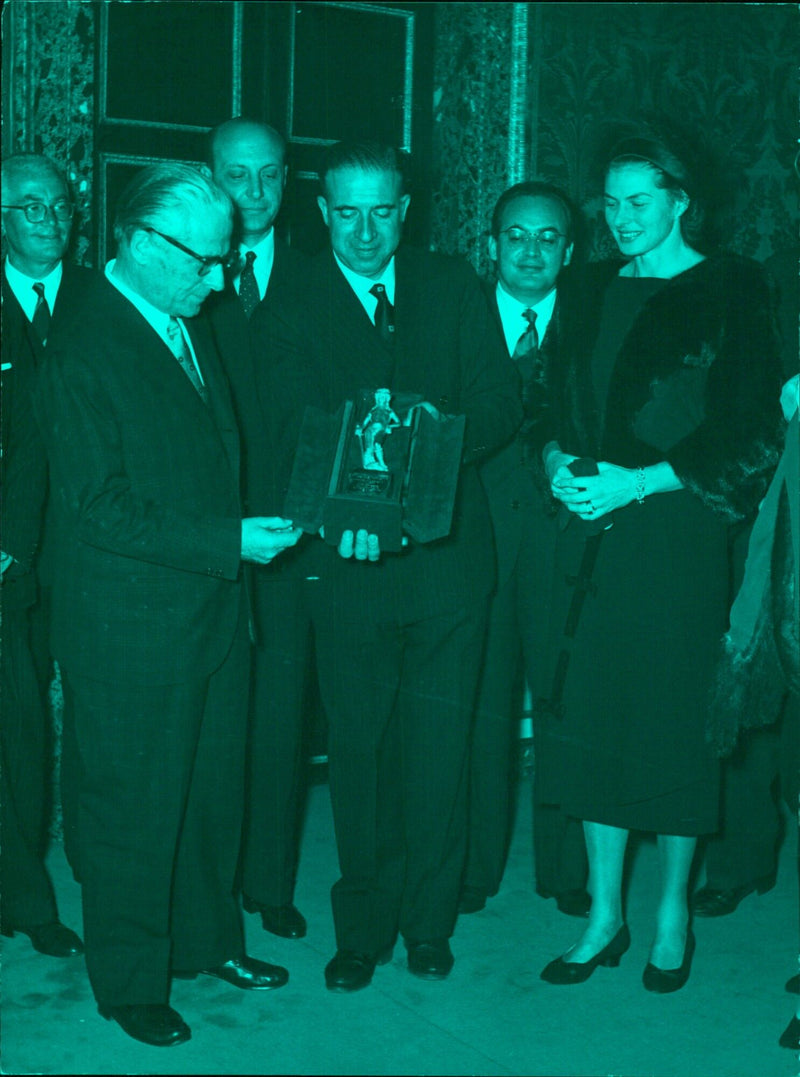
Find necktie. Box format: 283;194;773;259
369;283;395;345
239;250;260;318
512;308;540;388
166;318;207;403
32;282;51;345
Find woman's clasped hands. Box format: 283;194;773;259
550;458;639;520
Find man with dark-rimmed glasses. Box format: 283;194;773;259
1;153;91;965
33;162;302;1047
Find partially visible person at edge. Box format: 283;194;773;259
535;121;784;994
1;152;92;960
707;371;798;1049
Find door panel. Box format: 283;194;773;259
95;1;432;263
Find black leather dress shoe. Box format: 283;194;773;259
2;920;84;957
324;947;393;992
642;929;695;994
99;1003;191;1047
691;874;775;917
540;924;630;984
243;896;307;939
188;955;288;990
457;886;487;914
406;939;454;980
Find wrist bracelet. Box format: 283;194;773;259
635;466;646;504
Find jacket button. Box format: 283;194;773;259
511;500;520;511
438;396;449;408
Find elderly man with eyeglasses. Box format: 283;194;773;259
32;162;303;1047
1;153;93;964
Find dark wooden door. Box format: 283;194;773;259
95;0;433;262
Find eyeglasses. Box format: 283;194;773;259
144;227;238;277
2;200;75;223
498;226;567;251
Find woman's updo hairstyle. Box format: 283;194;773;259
596;117;721;251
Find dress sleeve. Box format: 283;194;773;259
665;257;785;521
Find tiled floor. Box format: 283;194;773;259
2;774;797;1076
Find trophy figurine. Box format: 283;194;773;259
283;386;466;552
354;388;401;471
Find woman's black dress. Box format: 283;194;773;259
544;274;727;835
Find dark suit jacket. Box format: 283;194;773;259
479;279;572;586
277;245;523;622
1;263;96;606
206;238;310;520
33;274;244;685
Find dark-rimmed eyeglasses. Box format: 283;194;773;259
1;200;75;223
144;226;238;277
498;226;567;250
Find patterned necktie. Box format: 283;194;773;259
512;308;540;388
32;281;51;345
369;283;395;345
166;318;207;403
239;250;259;318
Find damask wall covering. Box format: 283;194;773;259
432;2;798;273
5;1;796;271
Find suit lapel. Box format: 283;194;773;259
185;314;240;476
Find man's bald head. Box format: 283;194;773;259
207;120;287;246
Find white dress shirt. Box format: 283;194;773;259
4;257;63;322
233;230;275;301
334;253;396;324
495;281;557;357
105;260;204;384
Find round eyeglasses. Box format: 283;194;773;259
2;200;76;223
144;226;238;277
498;226;567;251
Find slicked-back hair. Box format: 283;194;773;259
319;141;409;197
205;117;287;170
490;181;577;243
2;152;67;191
113;162;233;246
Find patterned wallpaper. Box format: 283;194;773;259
432;2;799;272
7;2;796;271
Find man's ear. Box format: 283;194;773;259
562;242;574;268
127;228;153;267
399;193;411;222
317;195;330;227
487;234;498;264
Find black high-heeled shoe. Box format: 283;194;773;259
642;928;695;993
779;1015;800;1050
540;924;630;984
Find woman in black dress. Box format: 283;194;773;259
538;129;784;992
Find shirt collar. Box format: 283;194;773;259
334;252;396;307
495;280;557;355
236;229;275;297
105;259;178;344
4;256;63;321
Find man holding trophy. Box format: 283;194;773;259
284;140;521;991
